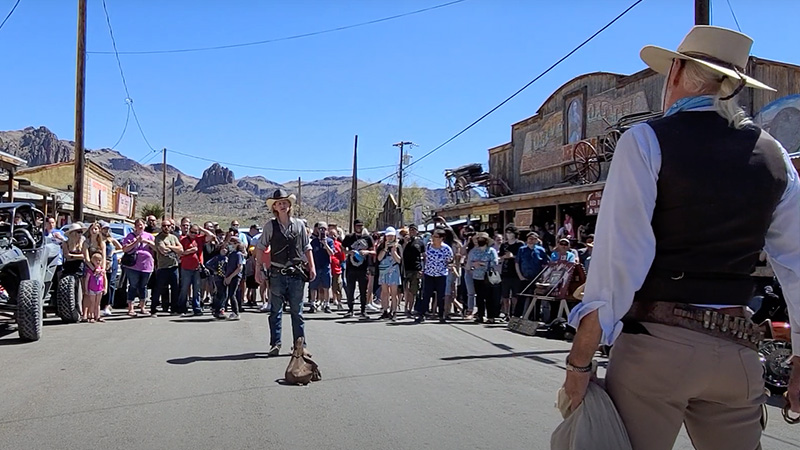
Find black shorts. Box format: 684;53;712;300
245;275;259;289
500;277;520;299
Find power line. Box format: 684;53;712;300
0;0;21;32
168;148;395;173
405;0;644;171
101;0;158;162
88;0;468;56
724;0;742;32
357;172;396;192
410;172;445;188
110;102;131;149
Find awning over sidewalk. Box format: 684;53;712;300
435;182;606;217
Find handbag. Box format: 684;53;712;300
284;337;321;385
487;269;502;285
121;251;137;267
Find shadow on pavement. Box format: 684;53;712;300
167;352;288;365
302;315;343;321
169;318;217;323
440;349;570;361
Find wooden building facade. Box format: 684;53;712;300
437;57;800;237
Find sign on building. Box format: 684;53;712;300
88;178;110;209
586;191;603;215
116;192;133;217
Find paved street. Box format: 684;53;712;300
0;307;797;450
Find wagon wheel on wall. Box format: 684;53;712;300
602;129;622;159
573;140;601;184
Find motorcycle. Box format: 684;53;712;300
758;320;792;394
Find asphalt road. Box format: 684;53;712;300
0;306;797;450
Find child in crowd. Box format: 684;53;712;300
205;246;229;319
224;243;245;320
244;247;258;308
84;251;107;323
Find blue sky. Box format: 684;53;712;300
1;0;797;188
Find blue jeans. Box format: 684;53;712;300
464;271;476;311
268;272;306;347
153;267;181;314
212;277;226;314
180;268;202;314
125;268;151;303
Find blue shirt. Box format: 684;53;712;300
466;246;498;280
550;251;576;263
311;237;334;270
518;244;547;279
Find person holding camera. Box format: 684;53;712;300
376;227;402;320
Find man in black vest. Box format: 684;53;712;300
563;26;799;449
255;189;316;356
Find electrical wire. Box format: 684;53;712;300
88;0;467;55
110;101;131;149
405;0;644;171
409;172;446;188
168;148;396;173
0;0;21;32
724;0;742;32
101;0;158;162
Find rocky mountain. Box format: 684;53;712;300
0;126;74;166
0;126;453;225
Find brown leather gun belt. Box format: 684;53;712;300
624;301;764;351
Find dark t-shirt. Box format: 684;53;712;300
402;236;425;272
499;241;523;277
342;233;374;272
311;237;334;271
225;251;244;279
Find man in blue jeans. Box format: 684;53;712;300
256;189;316;356
179;224;216;316
152;220;184;315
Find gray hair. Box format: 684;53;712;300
680;60;753;129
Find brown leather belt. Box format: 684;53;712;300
624;301;764;350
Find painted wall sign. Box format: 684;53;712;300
586;191;603;215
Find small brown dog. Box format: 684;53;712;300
284;337;321;385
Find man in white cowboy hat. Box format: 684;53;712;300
256;188;316;356
564;26;800;449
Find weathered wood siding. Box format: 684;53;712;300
487;57;800;198
499;70;663;193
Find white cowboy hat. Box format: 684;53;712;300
384;226;397;237
640;25;775;92
63;222;87;234
265;188;297;210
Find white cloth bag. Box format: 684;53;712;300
551;380;632;450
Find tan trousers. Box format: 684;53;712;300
606;322;765;450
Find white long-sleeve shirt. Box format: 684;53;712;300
567;111;800;357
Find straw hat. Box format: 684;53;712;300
640;25;775;92
265;188;297;210
63;222;87;234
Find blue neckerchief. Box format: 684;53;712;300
663;95;715;117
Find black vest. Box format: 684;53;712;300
269;218;303;268
634;111;787;305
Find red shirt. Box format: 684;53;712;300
180;235;206;270
330;240;345;275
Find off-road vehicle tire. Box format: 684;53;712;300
17;280;43;341
57;275;80;323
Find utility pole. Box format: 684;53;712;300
170;177;175;219
72;0;87;222
392;141;413;227
349;135;358;231
297;177;302;217
695;0;710;25
161;148;167;219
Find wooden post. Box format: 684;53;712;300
695;0;710;25
555;204;562;236
161;148;167;219
170;177;175;219
42;194;48;217
297;177;302;216
349;135;358;231
7;168;14;203
73;0;87;222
